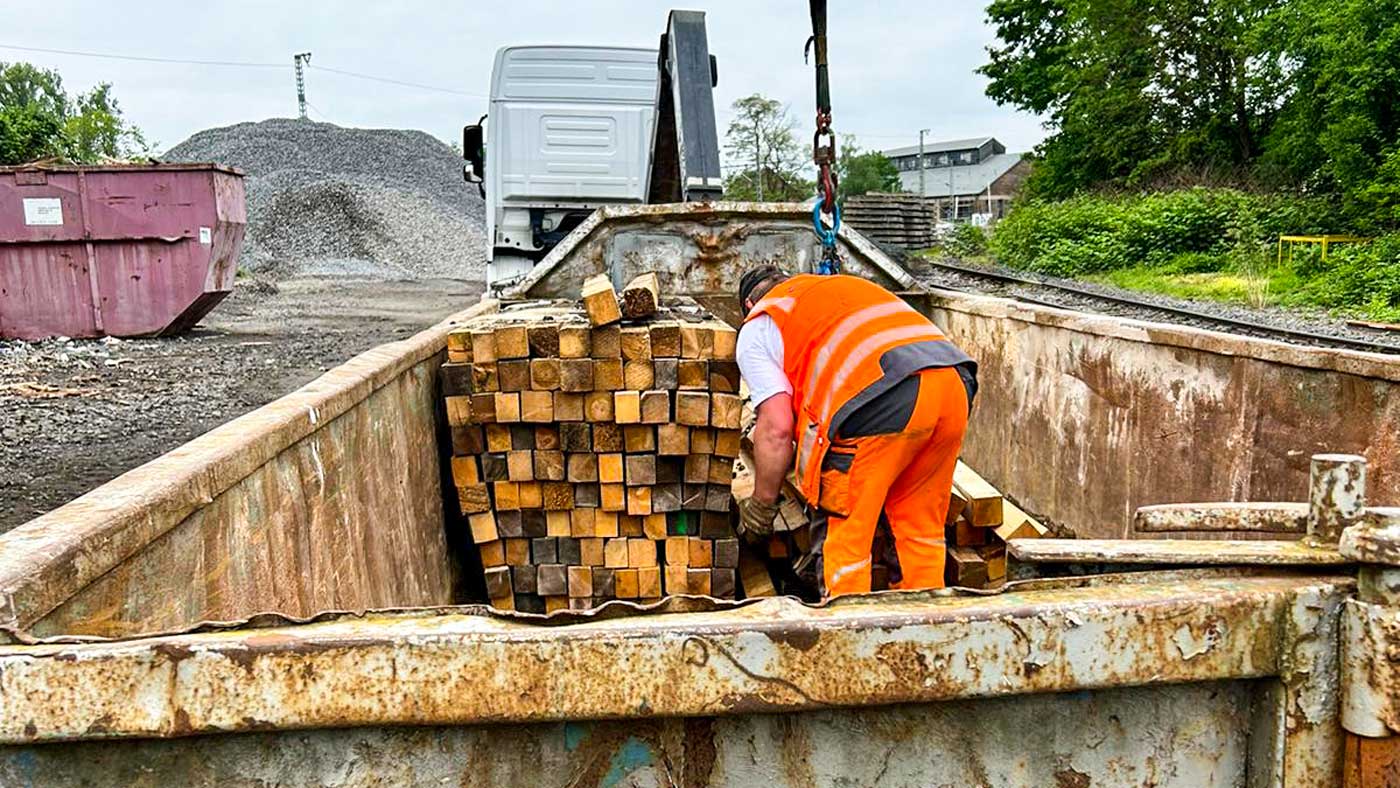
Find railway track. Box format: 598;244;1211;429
917;258;1400;356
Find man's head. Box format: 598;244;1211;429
738;265;790;316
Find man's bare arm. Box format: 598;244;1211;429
752;393;795;505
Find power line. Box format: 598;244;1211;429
309;65;485;98
304;100;331;122
0;42;284;68
0;42;485;99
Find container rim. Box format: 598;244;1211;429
0;161;244;176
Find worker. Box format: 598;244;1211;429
733;266;977;596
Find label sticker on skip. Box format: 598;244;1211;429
22;197;63;226
199;227;212;244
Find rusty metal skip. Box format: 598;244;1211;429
0;203;1394;785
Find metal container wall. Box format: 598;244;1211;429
0;163;246;340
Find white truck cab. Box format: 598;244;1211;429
465;46;659;289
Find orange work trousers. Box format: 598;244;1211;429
818;366;969;596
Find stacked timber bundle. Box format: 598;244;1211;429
842;193;940;249
943;462;1048;587
732;396;1046;593
442;274;743;612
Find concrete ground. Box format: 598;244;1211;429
0;277;483;533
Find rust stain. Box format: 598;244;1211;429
170;708;191;736
681;718;717;788
764;629;820;653
776;715;818;788
1054;766;1091;788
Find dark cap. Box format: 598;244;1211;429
738;265;789;314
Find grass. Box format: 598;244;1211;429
1085;265;1302;310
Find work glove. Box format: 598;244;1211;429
737;496;779;540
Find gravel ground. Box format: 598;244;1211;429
903;251;1400;353
164;119;487;280
0;278;482;533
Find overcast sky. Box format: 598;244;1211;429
3;1;1046;157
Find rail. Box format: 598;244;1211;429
919;257;1400;355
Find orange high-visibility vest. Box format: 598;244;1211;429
746;274;976;502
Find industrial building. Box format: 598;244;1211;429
883;136;1029;220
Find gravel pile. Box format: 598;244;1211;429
163;118;486;280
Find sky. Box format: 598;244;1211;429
1;1;1047;157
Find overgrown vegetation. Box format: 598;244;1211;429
945;223;990;259
0;62;148;165
990;189;1400;319
979;0;1400;319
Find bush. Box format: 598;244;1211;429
990;188;1343;277
1293;234;1400;320
945;223;988;258
988;186;1400;318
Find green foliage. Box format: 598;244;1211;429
835;136;900;200
722;94;811;201
981;0;1400;232
945;223;989;258
980;0;1400;315
1292;234;1400;319
982;0;1288;198
0;62;148;165
991;188;1339;275
1258;0;1400;230
991;188;1400;318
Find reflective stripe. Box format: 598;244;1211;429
755;295;796;317
907;537;946;549
817;324;943;424
804;300;911;399
829;557;872;587
794;419;820;481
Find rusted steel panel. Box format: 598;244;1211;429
1344;734;1400;787
1136;502;1310;533
1010;537;1349;565
0;681;1255;787
1310;454;1369;542
31;364;451;639
0;164;247;339
0;574;1349;743
0;301;498;639
1278;575;1348;785
925;292;1400;540
1340;508;1400;567
511;202;911;325
1342;599;1400;737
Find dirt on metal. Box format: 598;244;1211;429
0;573;1351;742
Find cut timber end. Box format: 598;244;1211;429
558;325;592;358
953;460;1004;526
581;274;622;327
620;272;661;319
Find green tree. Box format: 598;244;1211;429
0;62;69;164
981;0;1288;197
835;135;901;200
64;83;149;163
1259;0;1400;230
0;61;148;165
722;94;812;201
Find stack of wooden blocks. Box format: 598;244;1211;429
441;273;745;612
944;461;1048;587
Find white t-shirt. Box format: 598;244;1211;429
736;314;793;407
